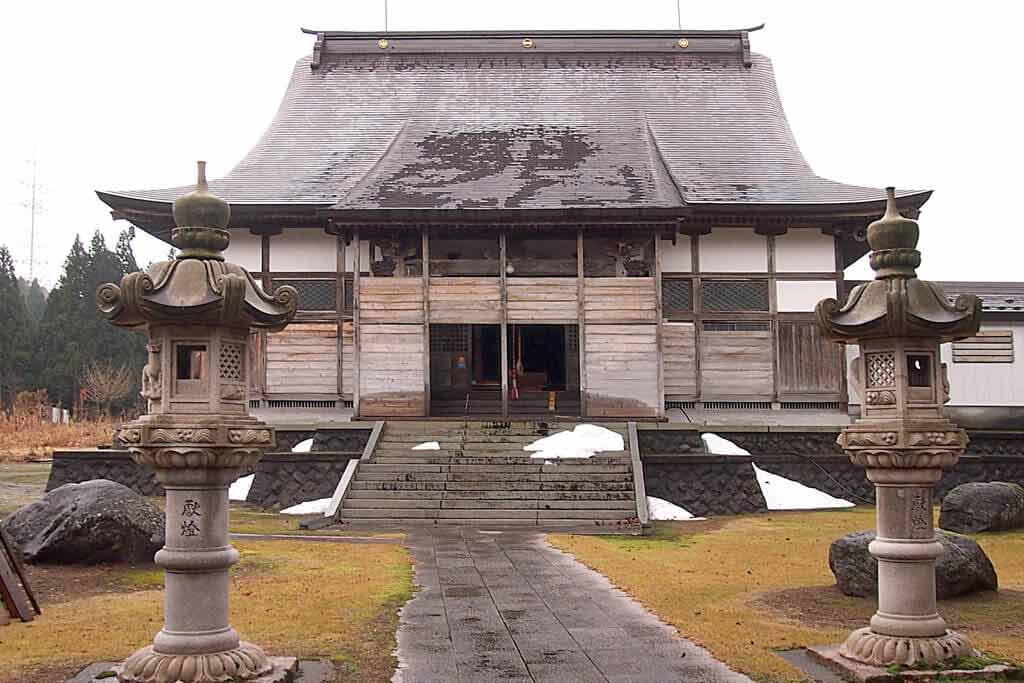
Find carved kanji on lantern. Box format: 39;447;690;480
816;188;982;668
98;162;297;683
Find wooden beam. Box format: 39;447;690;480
352;229;361;417
500;231;509;417
422;229;431;417
577;229;587;417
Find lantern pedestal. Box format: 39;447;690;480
838;467;973;666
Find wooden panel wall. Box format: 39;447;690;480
583;278;657;322
777;320;843;397
700;328;773;398
359;278;424;323
662;323;697;397
359;324;426;416
507;277;577;322
584;324;659;417
429;277;501;323
341;321;354;399
266;323;337;395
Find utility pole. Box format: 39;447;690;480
28;158;37;280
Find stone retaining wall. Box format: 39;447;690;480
47;428;372;508
47;449;162;496
642;429;1024;517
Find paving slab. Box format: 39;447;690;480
393;528;752;682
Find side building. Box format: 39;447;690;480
98;28;928;421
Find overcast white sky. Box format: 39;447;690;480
1;1;1020;287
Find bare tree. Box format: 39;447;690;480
81;361;132;417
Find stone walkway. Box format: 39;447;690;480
393;528;752;682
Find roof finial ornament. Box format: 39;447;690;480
867;186;921;279
171;160;231;261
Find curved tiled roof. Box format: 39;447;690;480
100;32;927;216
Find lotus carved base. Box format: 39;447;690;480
118;642;273;683
839;627;975;667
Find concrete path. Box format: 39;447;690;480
393;528;752;682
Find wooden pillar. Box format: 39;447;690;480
499;231;509;417
767;232;780;405
653;230;665;418
835;229;849;410
336;232;345;398
576;229;587;417
352;230;361;418
691;233;703;405
422;229;431;417
259;232;272;396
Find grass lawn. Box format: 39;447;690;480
550;508;1024;683
0;462;414;681
0;538;413;682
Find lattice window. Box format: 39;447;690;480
701;280;769;312
866;352;896;387
430;325;470;353
566;325;579;352
274;279;336;312
662;278;692;317
702;321;770;332
220;343;243;381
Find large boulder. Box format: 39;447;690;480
2;479;164;565
829;529;998;599
939;482;1024;533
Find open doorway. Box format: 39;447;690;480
508;324;580;415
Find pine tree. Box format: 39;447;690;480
31;232;146;413
0;246;31;406
18;277;48;327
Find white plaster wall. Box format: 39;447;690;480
775;280;837;312
269;228;337;272
658;237;692;272
699;228;767;272
774;230;836;273
942;321;1024;406
224;230;261;272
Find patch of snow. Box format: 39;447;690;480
412;441;440;450
647;496;705;521
701;433;751;456
752;463;855;510
291;438;314;453
228;474;254;502
524;424;624;459
280;498;332;515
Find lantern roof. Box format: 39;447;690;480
816;188;982;343
97;163;297;330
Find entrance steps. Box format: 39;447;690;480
335;420;640;529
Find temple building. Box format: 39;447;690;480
98;27;930;421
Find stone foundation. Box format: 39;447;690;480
642;429;1024;516
246;452;360;509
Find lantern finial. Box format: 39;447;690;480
867;186;921;278
171;161;231;260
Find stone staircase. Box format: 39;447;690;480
336;420;640;529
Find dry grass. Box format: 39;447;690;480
0;462;51;517
550;508;1024;683
0;406;114;462
0;539;414;682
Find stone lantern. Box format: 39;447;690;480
97;162;297;682
815;188;982;667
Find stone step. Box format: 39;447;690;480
350;480;633;492
345;488;634;501
359;463;632;475
336;518;639;529
370;455;631;466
